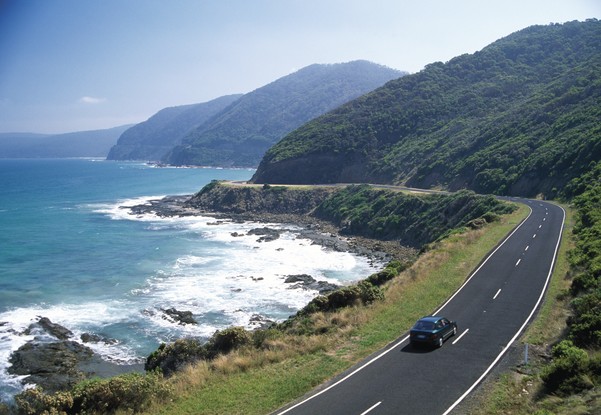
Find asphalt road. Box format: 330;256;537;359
272;198;565;415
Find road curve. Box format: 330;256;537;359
272;198;565;415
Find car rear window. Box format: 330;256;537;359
413;321;435;330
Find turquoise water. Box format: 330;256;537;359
0;159;378;400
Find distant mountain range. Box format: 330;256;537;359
251;20;601;199
106;94;242;161
0;125;131;158
108;60;405;166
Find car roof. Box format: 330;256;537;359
418;316;444;323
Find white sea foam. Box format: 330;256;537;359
124;207;378;334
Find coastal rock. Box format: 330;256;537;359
24;317;73;340
249;314;275;330
284;274;339;294
248;227;282;242
161;307;198;325
8;340;94;392
127;195;194;217
80;333;117;345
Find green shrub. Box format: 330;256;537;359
568;289;601;348
207;327;251;355
14;388;74;415
357;280;384;304
14;372;171;415
251;328;282;349
326;286;363;310
541;340;593;395
298;280;384;317
70;371;171;414
366;260;409;286
145;338;206;375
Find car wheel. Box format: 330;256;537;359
437;337;443;348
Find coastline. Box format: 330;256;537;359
129;194;418;264
6;193;416;396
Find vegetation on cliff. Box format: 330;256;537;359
185;181;336;215
252;20;601;199
313;185;515;247
541;162;601;396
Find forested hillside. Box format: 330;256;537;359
164;61;404;167
252;20;601;199
106;95;242;161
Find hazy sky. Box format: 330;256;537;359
0;0;599;134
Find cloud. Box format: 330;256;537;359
78;96;107;104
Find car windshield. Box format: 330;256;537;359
413;321;435;330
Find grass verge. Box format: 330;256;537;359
140;203;529;415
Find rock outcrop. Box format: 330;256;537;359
9;318;94;392
284;274;339;294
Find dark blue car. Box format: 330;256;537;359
410;316;457;348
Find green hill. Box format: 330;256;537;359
164;61;404;167
106;95;242;161
252;20;601;199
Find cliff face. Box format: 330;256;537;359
185;182;336;215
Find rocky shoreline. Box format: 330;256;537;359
6;192;416;395
128;193;416;264
7;317;144;393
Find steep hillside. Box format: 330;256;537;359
0;125;131;158
252;20;601;199
164;61;404;167
106;94;242;161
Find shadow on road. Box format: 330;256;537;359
400;343;437;354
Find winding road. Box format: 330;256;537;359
272;197;565;415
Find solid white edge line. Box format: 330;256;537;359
275;335;409;414
493;289;502;299
360;401;382;415
452;328;469;345
442;203;566;415
276;205;533;415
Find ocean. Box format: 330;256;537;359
0;158;379;401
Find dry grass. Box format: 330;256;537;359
167;361;211;394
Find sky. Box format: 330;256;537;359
0;0;599;134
